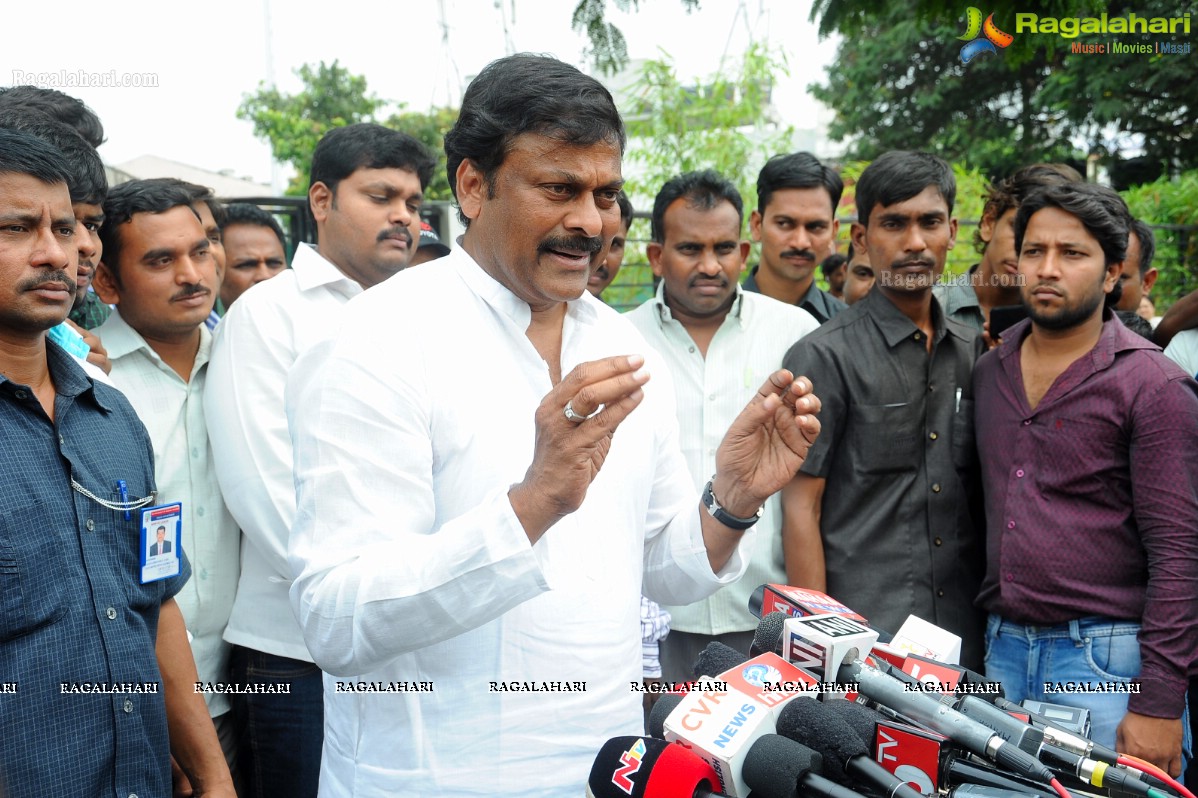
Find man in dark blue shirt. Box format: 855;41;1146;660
0;130;234;796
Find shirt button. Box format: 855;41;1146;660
85;519;95;531
1007;521;1016;529
59;434;66;446
1016;469;1025;478
688;346;695;353
1022;419;1032;426
934;537;943;546
914;333;922;341
190;447;199;458
1006;573;1014;582
14;390;27;400
197;506;206;517
928;384;935;393
932;483;942;493
708;394;716;401
129;794;139;798
937;589;945;597
106;607;117;620
929;432;938;441
123;699;134;713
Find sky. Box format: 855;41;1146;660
2;0;839;191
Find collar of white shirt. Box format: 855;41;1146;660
650;278;749;330
99;309;213;377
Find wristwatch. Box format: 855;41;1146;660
701;476;763;530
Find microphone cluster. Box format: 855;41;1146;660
586;585;1187;798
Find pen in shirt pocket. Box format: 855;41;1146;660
955;388;962;413
117;479;130;521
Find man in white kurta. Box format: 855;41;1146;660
285;53;821;798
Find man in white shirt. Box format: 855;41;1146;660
627;169;819;681
92;179;241;767
204;123;434;798
285;53;822;798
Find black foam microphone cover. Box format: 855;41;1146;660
692;641;748;679
777;699;868;784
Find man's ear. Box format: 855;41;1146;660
646;242;664;278
749;209;763;243
947;217;959;250
978;211;997;244
456;159;486;222
1142;267;1158;295
850;222;868;259
309;181;333;225
93;261;121;305
1105;260;1123;294
738;240;751;273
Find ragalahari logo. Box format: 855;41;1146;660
958;7;1015;64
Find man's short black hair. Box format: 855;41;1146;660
0;127;71;201
1129;218;1156;277
222;202;287;249
444;53;626;226
755;152;843;215
821;252;848;278
309;123;435;199
616;191;634;230
974;162;1080;254
100;179;201;283
141;178;227;228
0;113;107;205
0;86;105;148
855;151;956;227
650;169;744;243
1014;182;1131;268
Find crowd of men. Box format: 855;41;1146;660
0;52;1194;798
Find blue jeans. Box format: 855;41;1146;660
984;615;1191;763
230;646;325;798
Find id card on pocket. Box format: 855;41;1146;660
140;503;182;584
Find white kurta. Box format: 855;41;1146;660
205;243;363;661
285;247;754;797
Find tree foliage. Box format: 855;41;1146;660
602;44;794;308
810;0;1197;182
571;0;701;74
239;61;459;200
622;43;794;215
383;106;459;202
238;61;382;194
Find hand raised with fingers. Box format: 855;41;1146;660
711;370;821;519
509;354;651;543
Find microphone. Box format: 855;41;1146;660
837;659;1055;785
751;612;789;656
747;585;870;625
739;734;867;798
764;607;1056;788
829;702;1056;798
650;694;686;739
776;699;924;798
586;736;729;798
693;643;750;680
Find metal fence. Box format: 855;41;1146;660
603;216;1198;314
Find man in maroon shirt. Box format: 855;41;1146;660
974;182;1197;777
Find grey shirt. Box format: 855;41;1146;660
782;288;986;667
933;269;985;333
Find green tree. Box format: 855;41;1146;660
238;61;383;195
571;0;700;74
810;0;1197;181
383;106;459;202
604;43;794;308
